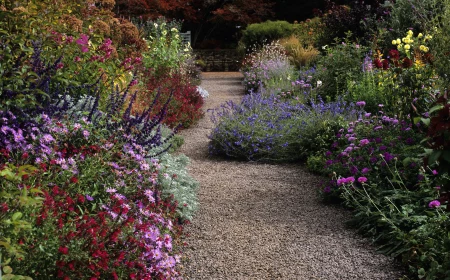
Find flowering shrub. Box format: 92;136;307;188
314;38;367;101
241;41;296;94
208;93;361;162
372;30;437;123
1;114;184;278
135;73;204;129
0;57;197;279
313;108;450;278
141;18;194;78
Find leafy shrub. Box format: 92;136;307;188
292;17;324;48
279;36;320;68
314;39;367;101
158;153;199;221
241;41;296;94
208;93;362;162
239;20;293;51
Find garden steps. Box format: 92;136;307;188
178;72;403;279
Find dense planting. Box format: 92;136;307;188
0;1;201;278
210;2;450;278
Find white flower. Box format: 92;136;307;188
316;80;323;87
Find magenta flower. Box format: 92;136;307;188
428;200;440;208
76;34;89;52
356;101;366;106
337;178;346;185
345;177;355;184
357;177;368;183
432;170;438;175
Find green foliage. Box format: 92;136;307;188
239;20;293;51
1;164;43;280
382;0;443;47
158;153;199;221
141;18;193;78
314;36;367;101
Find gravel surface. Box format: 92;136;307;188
179;72;403;279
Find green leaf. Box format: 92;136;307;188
428;150;442;165
421;118;430;126
11;212;23;221
3;265;13;274
429;104;444;114
418;268;426;279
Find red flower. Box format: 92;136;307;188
373;59;383;69
58;246;69;255
21;152;29;160
382;59;389;70
77;194;86;203
402;57;413;68
388;49;400;60
70;177;79;184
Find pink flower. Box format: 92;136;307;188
432;170;438;175
356;101;366;106
428;200;440;208
357;177;368;183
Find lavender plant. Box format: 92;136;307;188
208;92;362;162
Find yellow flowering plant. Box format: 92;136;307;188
392;29;431;59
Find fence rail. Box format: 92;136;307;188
193;49;243;72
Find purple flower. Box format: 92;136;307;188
356;101;366;106
82;130;90;139
348;137;357;142
361;168;370;174
428;200;440;208
432;170;438;175
364;113;371;118
359;139;370;146
41;134;55;144
85;195;94;201
345;177;355;184
374;126;383;131
358;177;368;183
337;178;346;185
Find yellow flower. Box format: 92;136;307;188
418;33;423;38
402;37;407;43
404;44;410;50
397;44;403;50
392;39;397;45
407;30;413;36
396;38;401;44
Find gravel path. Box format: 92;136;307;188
179;72;403;279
